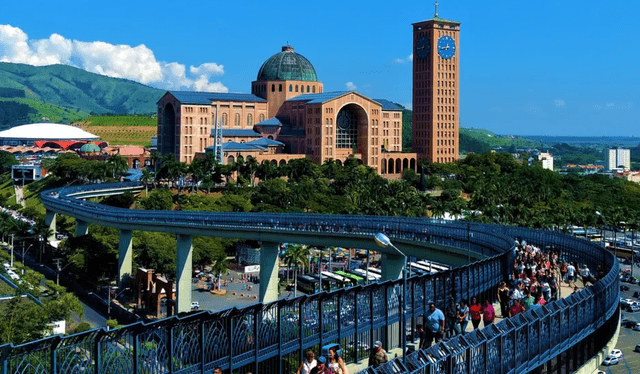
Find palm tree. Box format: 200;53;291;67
283;244;309;297
211;253;229;291
141;169;153;195
106;155;129;180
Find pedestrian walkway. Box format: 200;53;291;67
346;279;584;374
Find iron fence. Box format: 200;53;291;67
0;183;618;374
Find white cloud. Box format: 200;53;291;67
0;24;227;92
394;54;414;63
190;62;224;77
554;99;565;108
345;82;357;91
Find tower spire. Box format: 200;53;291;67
434;1;439;17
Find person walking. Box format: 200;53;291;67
327;346;348;374
368;341;388;368
457;299;470;335
509;298;525;317
311;356;332;374
296;351;317;374
424;302;446;346
482;300;495;326
469;297;482;329
445;299;459;337
497;282;510;318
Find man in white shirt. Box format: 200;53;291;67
580;264;593;287
566;263;576;288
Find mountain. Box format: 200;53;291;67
0;62;165;128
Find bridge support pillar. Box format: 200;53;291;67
259;242;280;303
380;252;404;281
44;210;56;242
176;234;193;314
75;220;89;237
118;230;133;287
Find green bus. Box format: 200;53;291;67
335;270;365;285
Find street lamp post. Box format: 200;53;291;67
10;234;14;267
107;286;130;324
596;211;612;256
374;232;407;365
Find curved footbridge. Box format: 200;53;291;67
0;182;619;374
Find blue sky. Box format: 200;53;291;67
1;0;639;136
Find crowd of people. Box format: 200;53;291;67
412;240;603;348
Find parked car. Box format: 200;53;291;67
190;301;200;311
632;278;639;284
621;285;630;291
622;318;636;328
602;356;619;366
610;349;623;358
635;344;640;353
633;323;640;331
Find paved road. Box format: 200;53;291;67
598;262;639;374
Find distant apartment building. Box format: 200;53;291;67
538;152;554;171
604;148;630;171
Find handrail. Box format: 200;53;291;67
0;183;618;374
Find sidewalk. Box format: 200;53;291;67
346;278;585;373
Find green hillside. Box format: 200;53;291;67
0;62;165;129
400;108;543;154
0;98;88;128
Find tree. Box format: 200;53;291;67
283;244;310;297
141;168;153;194
210;252;229;291
106;155;129;179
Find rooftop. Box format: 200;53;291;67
256;46;318;82
165;91;267;104
0;123;99;141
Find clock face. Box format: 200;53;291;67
437;35;456;60
415;36;430;59
337;112;352;130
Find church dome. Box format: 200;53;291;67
256;46;318;82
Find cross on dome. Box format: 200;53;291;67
434;1;439;17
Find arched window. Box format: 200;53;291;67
259;114;265;122
221;113;227;126
234;113;240;127
289;84;292;92
247;114;253;126
271;84;275;92
295;85;299;92
279;84;282;92
312;86;316;93
306;85;310;93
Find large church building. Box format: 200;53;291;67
157;45;418;177
157;9;460;177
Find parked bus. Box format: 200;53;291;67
308;274;337;291
416;261;449;273
297;274;319;294
334;270;365;285
352;268;380;281
367;267;382;276
322;271;350;288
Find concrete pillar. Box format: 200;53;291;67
75;220;89;237
259;242;280;303
118;230;133;287
44;210;56;242
176;234;193;314
380;252;404;282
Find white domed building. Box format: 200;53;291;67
0;122;101;149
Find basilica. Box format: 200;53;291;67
157;45;418;177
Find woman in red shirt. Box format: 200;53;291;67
469;296;482;329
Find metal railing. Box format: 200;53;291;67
0;183;618;374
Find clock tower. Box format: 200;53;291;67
412;2;460;163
